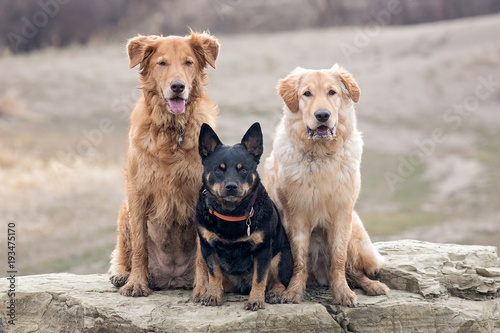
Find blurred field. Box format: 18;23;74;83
1;14;499;276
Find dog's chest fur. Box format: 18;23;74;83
128;100;216;223
126;100;216;286
271;124;363;228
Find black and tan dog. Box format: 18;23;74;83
191;123;293;310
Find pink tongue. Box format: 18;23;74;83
316;126;329;134
168;99;185;114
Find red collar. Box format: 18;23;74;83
208;207;254;222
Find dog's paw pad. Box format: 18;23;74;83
201;292;223;306
280;290;303;304
245;300;265;311
191;287;208;303
119;282;152;297
109;274;129;288
364;281;389;296
265;289;283;304
333;289;357;307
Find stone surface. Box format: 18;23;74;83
375;240;500;300
1;240;499;333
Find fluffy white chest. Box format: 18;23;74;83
272;134;362;228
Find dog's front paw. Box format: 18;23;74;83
364;280;389;296
201;287;223;306
192;285;208;303
280;286;304;304
245;296;265;311
119;280;152;297
332;285;357;307
110;274;129;288
265;288;284;304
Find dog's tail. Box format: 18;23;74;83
347;211;385;277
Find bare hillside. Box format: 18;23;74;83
0;14;499;275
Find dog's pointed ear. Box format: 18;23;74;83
333;64;360;103
190;31;220;69
127;35;158;69
277;70;300;113
241;122;263;161
199;123;221;159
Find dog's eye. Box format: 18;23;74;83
241;168;247;173
184;60;193;66
157;61;166;66
303;91;312;97
215;168;222;173
328;89;336;96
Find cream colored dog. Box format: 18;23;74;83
264;65;388;306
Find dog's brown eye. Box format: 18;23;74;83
215;168;222;173
185;60;193;66
328;89;336;96
241;168;247;173
157;61;166;66
304;91;312;97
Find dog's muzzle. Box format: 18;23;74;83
165;97;186;114
222;181;244;201
307;125;337;139
161;80;188;114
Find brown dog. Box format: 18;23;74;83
109;32;219;296
264;65;388;306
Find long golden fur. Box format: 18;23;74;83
264;65;388;306
108;32;219;296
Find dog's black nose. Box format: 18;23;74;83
225;182;238;191
314;110;331;122
170;80;185;93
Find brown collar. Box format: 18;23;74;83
208;207;254;222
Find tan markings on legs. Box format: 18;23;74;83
245;258;269;310
202;256;224;306
266;253;286;304
192;237;209;302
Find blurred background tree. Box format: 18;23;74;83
1;0;500;54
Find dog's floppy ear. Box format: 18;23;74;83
277;70;300;113
127;35;158;69
190;31;220;69
333;65;360;103
241;122;263;161
199;123;221;159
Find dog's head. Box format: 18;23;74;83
277;64;360;140
198;123;263;205
127;32;219;114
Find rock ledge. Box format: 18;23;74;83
1;240;499;333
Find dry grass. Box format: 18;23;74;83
0;89;42;126
1;14;499;276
